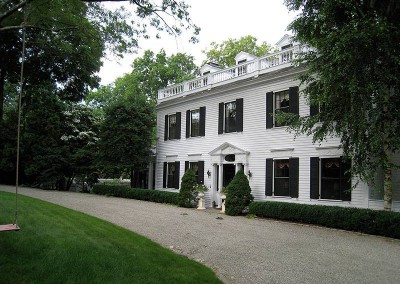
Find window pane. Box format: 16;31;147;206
275;90;289;127
321;158;341;200
191;109;200;137
168;114;176;139
167;163;175;188
225;101;236;133
190;162;199;181
274;159;290;196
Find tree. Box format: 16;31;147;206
178;168;197;208
0;0;200;120
202;35;272;68
224;170;253;216
97;95;155;187
282;0;400;210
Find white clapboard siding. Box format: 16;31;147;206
155;67;400;211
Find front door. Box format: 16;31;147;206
223;164;236;188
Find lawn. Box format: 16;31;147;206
0;191;221;283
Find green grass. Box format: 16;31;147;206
0;191;221;283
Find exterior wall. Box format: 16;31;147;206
155;66;399;211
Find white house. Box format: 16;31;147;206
152;34;400;211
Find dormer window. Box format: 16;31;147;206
281;44;293;51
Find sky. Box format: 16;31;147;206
98;0;298;85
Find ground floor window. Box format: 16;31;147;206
163;161;180;189
265;158;299;198
310;157;351;201
184;160;204;184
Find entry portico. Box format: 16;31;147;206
209;142;250;207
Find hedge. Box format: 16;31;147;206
92;184;180;205
249;201;400;239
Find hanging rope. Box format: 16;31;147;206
14;4;28;226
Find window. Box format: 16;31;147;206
225;101;237;133
167;163;175;188
168;114;177;139
266;87;299;129
186;107;205;138
164;112;181;140
265;158;299;198
184;160;204;184
218;99;243;134
190;109;200;137
163;161;180;189
310;157;351;201
190;162;199;181
274;159;290;196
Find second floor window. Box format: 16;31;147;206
218;99;243;134
164;112;181;140
191;109;200;137
266;86;299;129
225;101;236;133
186;107;206;138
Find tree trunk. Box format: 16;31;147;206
130;168;134;188
383;164;392;211
383;93;393;211
0;67;5;122
66;174;75;191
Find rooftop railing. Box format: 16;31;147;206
158;45;299;101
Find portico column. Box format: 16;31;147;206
235;163;242;173
218;163;223;208
244;163;249;177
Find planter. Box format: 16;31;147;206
197;192;206;210
221;193;226;213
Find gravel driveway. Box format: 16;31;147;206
1;185;400;284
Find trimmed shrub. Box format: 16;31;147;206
225;170;254;216
92;184;179;205
178;169;197;208
249;201;400;239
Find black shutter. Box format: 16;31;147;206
265;159;273;196
163;162;167;188
340;157;352;201
266;92;273;129
199;107;206;136
174;161;180;189
218;102;224;134
289;158;299;198
198;161;204;184
185;161;189;172
310;157;320;199
236;98;243;132
175;112;181;139
164;115;168;141
289;86;299;114
186;110;190;138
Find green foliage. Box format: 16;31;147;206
0;191;221;283
202;35;272;67
92;184;180;205
283;0;400;209
224;170;254;216
97;95;155;179
249;201;400;239
178;168;197;208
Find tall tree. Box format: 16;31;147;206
282;0;400;210
98;95;155;187
202;35;272;67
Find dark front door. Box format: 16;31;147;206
223;164;236;187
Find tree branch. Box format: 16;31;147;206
0;0;32;23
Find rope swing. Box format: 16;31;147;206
0;4;28;233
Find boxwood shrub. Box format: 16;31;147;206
249;201;400;239
92;184;179;205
